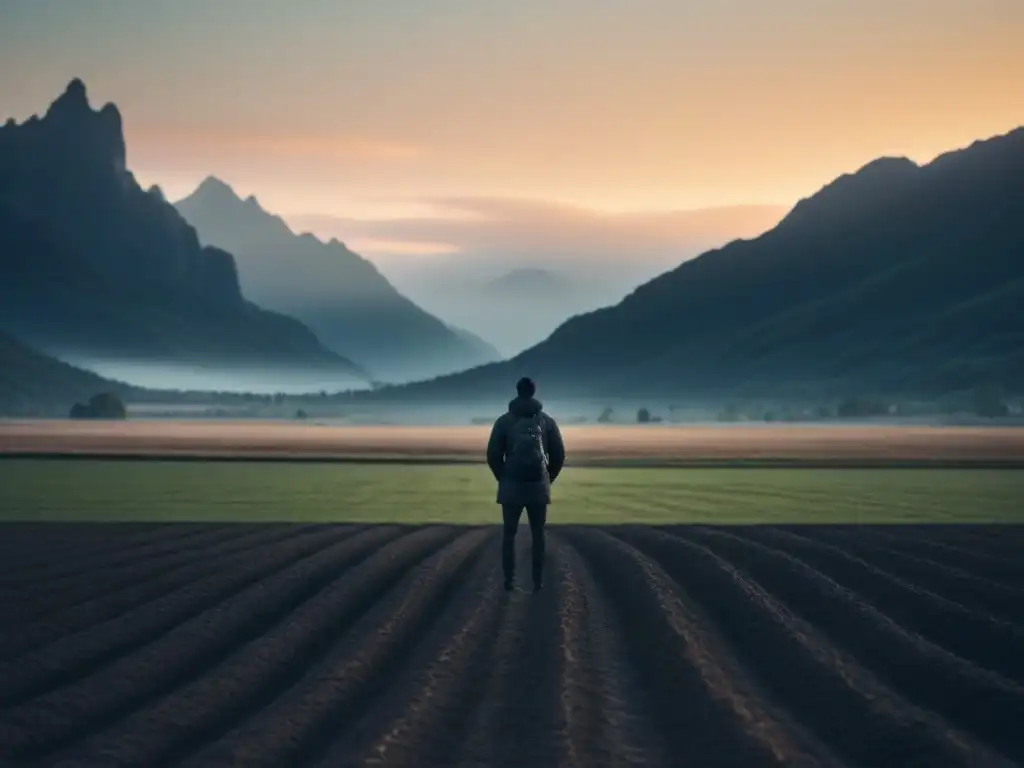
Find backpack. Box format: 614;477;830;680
506;413;549;482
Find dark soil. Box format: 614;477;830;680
1;523;1022;767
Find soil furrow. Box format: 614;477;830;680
0;525;233;593
454;535;567;768
53;526;462;768
0;524;210;585
0;525;145;576
732;526;1024;683
0;527;253;629
0;526;358;708
0;525;308;630
876;525;1024;559
0;526;401;761
851;529;1024;589
177;527;490;768
563;527;827;768
807;527;1024;624
0;525;321;658
312;538;504;767
653;526;1018;766
552;536;668;768
960;527;1024;553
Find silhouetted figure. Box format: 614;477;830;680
486;377;565;592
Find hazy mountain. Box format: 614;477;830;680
0;79;367;391
368;264;616;357
484;267;574;297
175;177;502;383
362;127;1024;402
444;322;503;365
295;201;786;355
0;328;135;415
458;267;605;356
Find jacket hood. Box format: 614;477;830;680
508;396;543;417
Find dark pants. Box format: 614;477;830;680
501;503;547;586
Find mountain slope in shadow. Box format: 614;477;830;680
175;177;502;383
0;328;137;412
0;79;368;389
362;127;1024;401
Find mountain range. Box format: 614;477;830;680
0;79;368;389
320;202;787;356
2;78;1021;408
174;178;501;383
362;127;1024;402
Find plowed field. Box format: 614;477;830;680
1;523;1022;767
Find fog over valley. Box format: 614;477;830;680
59;358;372;397
290;200;788;356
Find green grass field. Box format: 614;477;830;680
1;459;1023;524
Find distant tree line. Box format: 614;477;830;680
621;383;1015;426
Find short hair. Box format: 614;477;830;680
516;376;536;397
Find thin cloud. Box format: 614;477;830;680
343;238;461;256
131;127;426;161
288;198;789;261
230;134;426;160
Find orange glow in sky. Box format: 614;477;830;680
2;0;1022;222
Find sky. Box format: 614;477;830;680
2;0;1023;267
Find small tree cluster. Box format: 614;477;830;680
974;383;1009;418
717;404;741;422
836;396;888;418
69;392;127;420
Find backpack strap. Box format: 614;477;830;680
534;413;549;460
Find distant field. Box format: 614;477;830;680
3;420;1024;466
1;459;1022;523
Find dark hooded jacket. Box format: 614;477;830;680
486;395;566;506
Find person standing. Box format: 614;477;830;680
486;377;565;592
